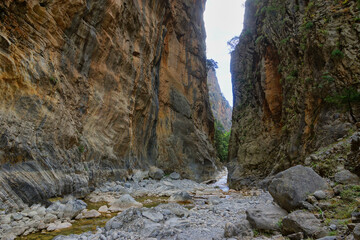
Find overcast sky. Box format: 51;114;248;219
204;0;246;106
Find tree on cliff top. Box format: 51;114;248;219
206;59;218;71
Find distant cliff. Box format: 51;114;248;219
228;0;360;188
0;0;217;210
207;68;232;131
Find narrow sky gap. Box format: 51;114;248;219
204;0;246;106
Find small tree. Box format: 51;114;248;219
214;120;231;162
206;59;218;71
227;36;239;53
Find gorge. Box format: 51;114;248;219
0;0;360;239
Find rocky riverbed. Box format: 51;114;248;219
1;166;360;240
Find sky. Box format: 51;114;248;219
204;0;246;106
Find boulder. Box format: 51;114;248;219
169;172;181;180
334;170;359;185
246;203;287;231
132;170;149;182
47;222;72;231
109;194;143;212
149;166;164;180
63;199;87;219
169;191;192;202
354;224;360;240
98;205;109;213
282;210;327;238
142;210;164;223
224;221;253;238
269;165;328;211
313;190;327;200
76;209;101;219
44;213;58;223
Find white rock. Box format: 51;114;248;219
47;222;72;231
98;205;109;213
109;194;143;212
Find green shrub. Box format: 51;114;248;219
331;49;344;59
214;120;230;162
305;21;314;29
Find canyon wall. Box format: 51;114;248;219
229;0;360;188
0;0;217;210
207;68;232;131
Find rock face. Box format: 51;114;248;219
268;165;327;211
228;0;360;188
207;68;232;131
0;0;217;210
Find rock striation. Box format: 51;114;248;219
0;0;217;211
207;68;232;131
228;0;360;188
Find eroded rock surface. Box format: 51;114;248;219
228;0;360;188
0;0;217;211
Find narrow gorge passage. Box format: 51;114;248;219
1;0;360;240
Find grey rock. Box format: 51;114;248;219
142;210;164;223
169;172;181;180
12;213;23;221
269;165;328;211
44;213;58;223
224;221;253;238
314;190;327;200
246;203;287;231
286;232;304;240
169;191;192;202
63;200;87;219
354;224;360;240
132;170;149;182
317;237;337;240
109;194;142;212
329;224;337;231
149;166;164;180
352;212;360;223
335;170;360;185
282;210;327;238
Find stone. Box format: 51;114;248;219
78;209;101;219
352;212;360;223
98;205;109;213
12;213;23;221
224;221;253;238
329;224;337;231
268;165;328;211
149;166;164;180
44;213;58;223
109;194;143;212
246;203;287;231
354;224;360;240
317;237;337;240
142;210;164;223
286;232;304;240
334;170;360;185
1;215;11;224
169;172;181;180
132;170;149;182
314;190;327;200
47;222;72;231
169;191;192;202
28;211;38;218
282;210;327;238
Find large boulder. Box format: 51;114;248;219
334;170;359;185
224;220;253;239
109;194;143;212
246;203;287;231
268;165;328;211
149;166;164;180
282;210;327;238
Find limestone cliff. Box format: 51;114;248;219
0;0;216;210
207;68;232;131
229;0;360;188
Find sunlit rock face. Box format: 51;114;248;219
229;0;360;188
207;68;232;132
0;0;216;210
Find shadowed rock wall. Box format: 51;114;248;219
0;0;216;210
